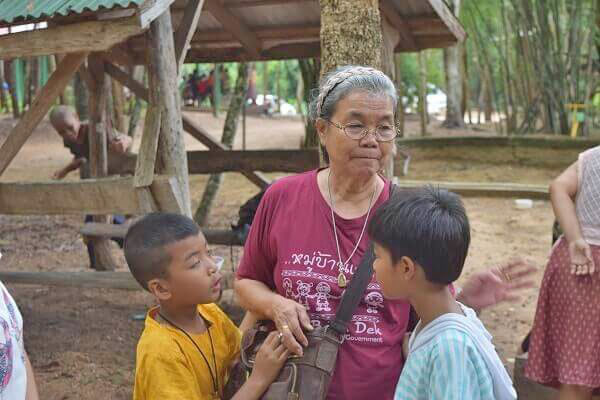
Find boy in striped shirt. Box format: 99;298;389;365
368;186;516;400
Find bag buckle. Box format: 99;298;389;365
324;326;345;344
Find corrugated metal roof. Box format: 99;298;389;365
0;0;144;24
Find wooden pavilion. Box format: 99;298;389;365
0;0;464;278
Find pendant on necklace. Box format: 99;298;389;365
337;272;347;288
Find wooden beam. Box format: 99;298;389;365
183;41;320;62
0;52;87;176
101;44;136;67
80;222;245;245
379;0;417;51
0;18;143;60
396;180;549;200
187;149;319;173
187;25;321;43
105;62;148;100
174;0;206;71
203;0;262;59
222;0;311;7
0;271;141;290
396;135;600;150
0;176;182;215
181;116;270;189
427;0;467;42
133;49;161;188
148;9;193;216
137;0;177;28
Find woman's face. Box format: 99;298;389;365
317;90;394;179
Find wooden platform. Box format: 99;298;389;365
395;180;549;199
397;135;600;150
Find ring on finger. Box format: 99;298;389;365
281;324;290;330
277;332;283;341
501;269;511;282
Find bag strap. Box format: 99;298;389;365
329;183;400;336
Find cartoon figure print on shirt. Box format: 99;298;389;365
282;251;385;344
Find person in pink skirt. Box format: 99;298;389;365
526;145;600;400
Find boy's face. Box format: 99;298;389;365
161;233;222;305
373;243;415;300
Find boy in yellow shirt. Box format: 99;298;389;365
124;213;288;399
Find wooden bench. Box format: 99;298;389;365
80;222;245;246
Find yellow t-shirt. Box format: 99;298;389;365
133;303;242;400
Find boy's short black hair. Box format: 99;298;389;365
368;186;470;285
124;213;200;291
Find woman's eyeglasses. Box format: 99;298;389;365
325;119;398;142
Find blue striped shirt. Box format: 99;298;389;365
394;328;495;400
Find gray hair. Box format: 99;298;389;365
309;65;398;123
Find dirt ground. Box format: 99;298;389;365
0;111;586;399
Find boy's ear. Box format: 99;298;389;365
148;278;172;301
399;256;417;280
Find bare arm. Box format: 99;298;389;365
53;157;85;180
235;278;313;356
550;161;581;243
25;351;39;400
550;161;594;273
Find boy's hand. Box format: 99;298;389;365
568;238;595;275
52;168;67;180
109;135;132;153
250;331;289;387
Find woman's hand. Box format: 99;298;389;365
271;295;313;356
458;258;536;312
568;238;595;275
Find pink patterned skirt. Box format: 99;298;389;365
525;237;600;390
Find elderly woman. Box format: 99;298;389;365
235;66;533;400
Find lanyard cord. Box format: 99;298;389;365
158;312;220;396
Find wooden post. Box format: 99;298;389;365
213;63;221;117
87;54;119;271
148;9;192;216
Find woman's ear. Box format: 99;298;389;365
148;278;172;301
315;118;328;146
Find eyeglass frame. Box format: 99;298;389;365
212;256;225;272
323;119;399;142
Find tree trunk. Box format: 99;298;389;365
299;58;320;148
394;54;405;137
194;62;249;225
212;63;221;117
320;0;383;75
418;51;428;136
442;0;465;129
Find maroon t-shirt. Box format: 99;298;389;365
237;169;410;400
